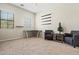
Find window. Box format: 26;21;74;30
0;10;14;29
24;16;31;30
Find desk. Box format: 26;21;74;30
23;30;42;38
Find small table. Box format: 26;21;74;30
56;34;64;43
53;33;64;43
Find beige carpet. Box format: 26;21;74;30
0;38;79;55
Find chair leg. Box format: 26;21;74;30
72;40;76;48
73;45;76;48
73;43;76;48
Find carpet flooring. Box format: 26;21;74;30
0;38;79;55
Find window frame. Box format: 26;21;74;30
0;10;14;29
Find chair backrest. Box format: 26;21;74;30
45;30;53;34
71;31;79;35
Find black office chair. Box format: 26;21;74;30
44;30;54;40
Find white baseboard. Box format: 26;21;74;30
0;37;23;42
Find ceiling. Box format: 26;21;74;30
12;3;54;13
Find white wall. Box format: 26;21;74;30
35;3;79;33
0;3;35;41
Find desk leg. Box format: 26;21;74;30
26;32;28;38
37;32;39;38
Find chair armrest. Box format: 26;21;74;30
73;34;79;39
